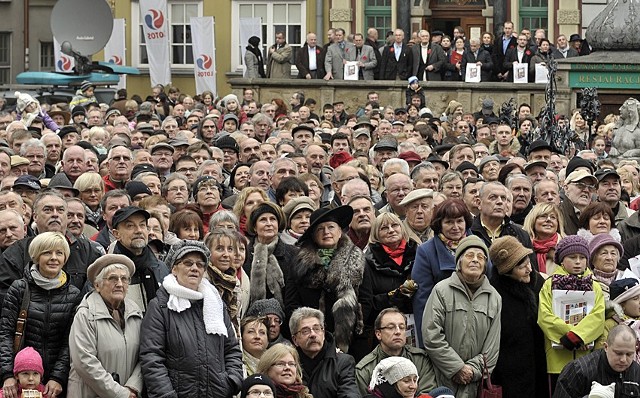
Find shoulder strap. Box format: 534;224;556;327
13;283;30;353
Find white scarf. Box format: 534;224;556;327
162;274;228;337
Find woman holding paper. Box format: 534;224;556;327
529;38;553;78
537;235;605;394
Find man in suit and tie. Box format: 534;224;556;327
379;29;412;80
503;34;534;82
354;33;378;80
493;21;517;81
324;28;357;80
411;30;446;81
296;32;326;79
461;38;493;82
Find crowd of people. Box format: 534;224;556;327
246;23;590;83
0;32;635;397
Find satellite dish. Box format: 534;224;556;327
51;0;113;57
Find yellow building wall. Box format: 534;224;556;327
112;0;317;98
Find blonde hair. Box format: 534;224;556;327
232;187;269;219
256;344;308;391
73;172;104;192
28;231;70;264
369;213;410;244
88;126;108;139
617;167;639;196
523;203;565;239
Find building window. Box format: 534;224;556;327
40;42;55;71
0;33;10;84
231;1;306;72
520;0;548;31
131;1;202;69
365;0;391;48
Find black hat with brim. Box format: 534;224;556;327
297;205;354;246
112;206;150;229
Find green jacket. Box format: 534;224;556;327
422;272;502;398
537;266;605;374
355;345;437;395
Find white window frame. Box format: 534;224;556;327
131;0;203;70
231;0;307;73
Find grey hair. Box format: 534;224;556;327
108;145;133;160
134;172;158;181
479;181;507;199
0;209;24;227
19;138;46;157
289;307;325;335
439;171;464;190
210;146;223;158
95;263;130;288
161;173;189;196
410;162;436;180
505;173;532;189
270;157;298;176
398;142;417;153
382;158;410;176
208;210;239;230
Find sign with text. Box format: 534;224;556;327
104;18;127;89
190;17;217;95
140;0;171;86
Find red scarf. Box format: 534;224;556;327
275;382;307;397
382;240;407;266
532;234;558;273
239;215;248;236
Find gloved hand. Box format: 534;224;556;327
560;331;583;350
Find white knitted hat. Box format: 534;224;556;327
589;381;615;398
368;357;418;391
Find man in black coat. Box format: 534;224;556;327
493;21;517;81
461;38;493;82
365;28;382;79
503;34;534;82
411;30;446;81
296;32;326;79
554;325;640;398
379;29;412;80
290;307;360;398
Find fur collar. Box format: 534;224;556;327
295;236;365;352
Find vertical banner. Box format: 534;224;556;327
190;17;217;95
53;37;75;73
104;18;127;89
139;0;171;87
239;18;262;69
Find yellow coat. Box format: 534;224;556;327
537;266;605;374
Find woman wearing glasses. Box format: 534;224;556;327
68;254;142;397
422;235;501;398
140;240;243;398
256;344;313;398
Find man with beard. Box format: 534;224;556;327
111;206;169;313
560;170;597;235
0;191;101;303
507;174;533;225
347;195;376;249
399;189;434;243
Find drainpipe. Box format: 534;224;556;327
317;0;323;45
24;0;30;71
398;0;410;38
493;0;506;38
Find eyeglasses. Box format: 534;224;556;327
272;361;296;369
378;324;407;332
536;214;558;221
103;275;130;284
335;175;358;184
177;167;198;174
179;260;207;269
464;252;487;261
570;182;596;192
246;390;274;397
295;325;324;336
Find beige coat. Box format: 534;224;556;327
266;43;292;78
67;291;144;397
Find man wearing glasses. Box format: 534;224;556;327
289;307;360;398
559;170;598;235
355;308;437;395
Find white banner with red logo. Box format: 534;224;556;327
139;0;171;86
190;17;216;96
104;18;126;89
53;37;75;73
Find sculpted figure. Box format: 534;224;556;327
613;98;640;157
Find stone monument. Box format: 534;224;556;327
612;98;640;157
